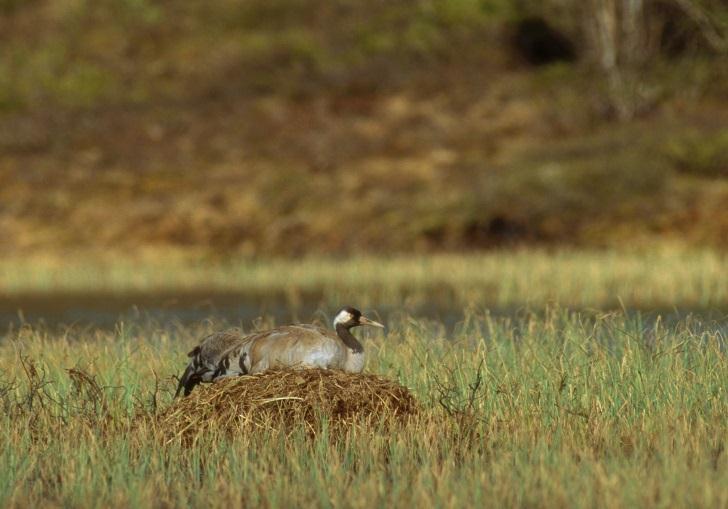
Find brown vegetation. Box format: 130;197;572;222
1;0;727;255
158;369;419;443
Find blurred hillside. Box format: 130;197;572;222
1;0;727;256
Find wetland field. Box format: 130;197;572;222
2;1;727;506
0;248;726;508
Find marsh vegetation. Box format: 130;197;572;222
1;1;727;506
1;306;725;508
1;249;726;508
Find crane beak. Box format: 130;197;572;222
359;316;385;328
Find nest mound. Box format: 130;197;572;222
158;369;419;441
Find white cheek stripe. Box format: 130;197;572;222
334;311;353;326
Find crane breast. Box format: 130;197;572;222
343;350;365;373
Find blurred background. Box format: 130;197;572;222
0;0;727;326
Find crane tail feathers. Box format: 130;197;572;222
175;364;196;398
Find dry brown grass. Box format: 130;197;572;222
1;3;727;255
157;369;419;443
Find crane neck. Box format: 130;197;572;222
335;324;363;353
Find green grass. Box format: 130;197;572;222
0;307;726;507
665;130;728;179
1;247;727;310
0;0;503;111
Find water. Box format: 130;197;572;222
2;292;295;331
1;292;726;336
0;291;467;332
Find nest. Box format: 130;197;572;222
157;369;419;442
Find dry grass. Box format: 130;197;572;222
158;369;419;443
1;247;727;311
1;3;727;255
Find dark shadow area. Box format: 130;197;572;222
512;17;576;65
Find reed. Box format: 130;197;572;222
1;307;725;508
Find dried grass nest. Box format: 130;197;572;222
158;369;419;441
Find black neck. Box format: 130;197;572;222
335;324;363;353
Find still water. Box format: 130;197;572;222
2;291;726;336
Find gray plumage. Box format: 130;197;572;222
174;328;249;397
175;307;384;397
